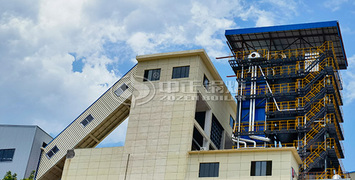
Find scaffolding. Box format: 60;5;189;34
227;24;347;180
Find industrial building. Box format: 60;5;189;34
34;21;348;180
226;21;347;179
0;125;52;179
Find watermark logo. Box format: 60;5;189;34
111;73;156;107
112;74;238;107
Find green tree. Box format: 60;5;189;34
2;171;17;180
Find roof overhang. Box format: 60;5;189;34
225;21;347;69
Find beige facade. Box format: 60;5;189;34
187;148;301;180
61;147;301;180
39;49;302;180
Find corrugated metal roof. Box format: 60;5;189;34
225;21;347;69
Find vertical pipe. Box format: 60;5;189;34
252;66;256;131
237;66;244;149
249;66;254;131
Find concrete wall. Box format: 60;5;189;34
61;147;301;180
61;49;238;180
0;125;52;178
186;148;301;180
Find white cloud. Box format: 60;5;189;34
324;0;349;12
0;0;299;145
342;55;355;104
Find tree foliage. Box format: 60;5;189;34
2;171;17;180
2;171;35;180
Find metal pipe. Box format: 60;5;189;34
249;66;254;131
258;66;281;111
239;137;256;147
236;66;244;149
232;138;247;148
250;135;271;142
252;66;257;131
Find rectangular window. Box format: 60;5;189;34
210;115;223;149
46;146;59;159
114;83;129;96
251;161;272;176
203;75;209;90
143;69;161;81
229;115;235;129
199;162;219;177
80;114;94;127
0;149;15;162
172;66;190;79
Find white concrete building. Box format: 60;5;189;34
0;125;52;179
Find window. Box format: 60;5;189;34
172;66;189;79
251;161;272;176
143;69;161;81
199;162;219;177
0;149;15;162
80;114;94;127
210;115;223;149
114;83;129;96
229;115;235;129
203;75;209;90
46;146;59;159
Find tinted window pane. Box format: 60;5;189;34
114;83;128;96
0;149;15;161
86;114;94;122
210;115;223;149
46;146;59;159
251;161;272;176
172;66;189;79
203;75;209;89
230;116;234;129
144;69;161;81
52;146;59;153
199;163;219;177
47;151;54;158
81;119;88;126
81;114;94;127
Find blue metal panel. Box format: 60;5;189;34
255;108;265;121
225;21;338;35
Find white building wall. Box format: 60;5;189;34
0;125;52;179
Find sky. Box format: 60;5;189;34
1;0;355;171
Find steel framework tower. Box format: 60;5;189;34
225;21;347;179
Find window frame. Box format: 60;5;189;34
114;83;129;96
199;162;219;177
0;148;15;162
229;115;235;129
172;66;190;79
203;75;209;90
210;114;223;149
46;146;59;159
80;114;94;127
143;68;161;82
250;161;272;176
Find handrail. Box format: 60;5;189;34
234;41;334;62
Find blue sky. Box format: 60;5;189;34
1;0;355;171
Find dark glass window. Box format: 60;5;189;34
210;115;223;149
80;114;94;127
229;115;235;129
143;69;161;81
203;75;209;90
114;83;129;96
172;66;189;79
199;162;219;177
46;146;59;159
0;149;15;162
251;161;272;176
